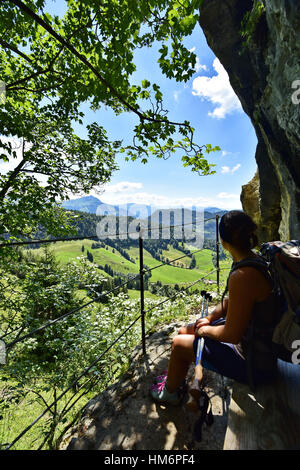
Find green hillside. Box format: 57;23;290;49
28;239;231;290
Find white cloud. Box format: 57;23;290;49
217;192;239;200
221;150;232;157
221;164;241;174
192;58;242;119
103;181;143;194
221;166;230;174
232;164;241;173
195;57;208;73
100;189;241;210
173;90;180;102
188;47;208;74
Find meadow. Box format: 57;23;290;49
29;239;231;289
0;239;232;450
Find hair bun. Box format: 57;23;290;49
219;211;258;250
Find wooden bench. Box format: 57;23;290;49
223;360;300;450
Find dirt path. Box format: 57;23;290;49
60;315;232;451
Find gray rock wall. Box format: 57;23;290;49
199;0;300;242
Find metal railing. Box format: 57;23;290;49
0;214;228;450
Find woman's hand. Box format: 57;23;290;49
194;316;210;332
194;325;208;338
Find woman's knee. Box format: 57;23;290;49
172;335;181;349
171;334;195;360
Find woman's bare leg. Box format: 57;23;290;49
165;334;196;393
178;323;195;335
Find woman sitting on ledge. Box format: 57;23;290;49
150;210;279;405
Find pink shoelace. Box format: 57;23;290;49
150;381;166;393
151;370;168;392
154;370;168;382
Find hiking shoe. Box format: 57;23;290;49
150;381;181;406
153;370;168;384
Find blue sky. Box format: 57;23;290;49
74;22;258;211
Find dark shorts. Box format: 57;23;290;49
192;320;275;385
193;336;249;383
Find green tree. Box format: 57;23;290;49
189;254;196;269
0;0;220;240
0;108;119;239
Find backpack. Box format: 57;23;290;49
222;240;300;365
259;240;300;363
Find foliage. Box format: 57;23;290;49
0;0;220;240
0;263;214;449
240;0;266;48
0;109;120;239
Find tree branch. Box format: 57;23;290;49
6;45;65;89
8;0;144;118
8;0;192;130
0;138;28;201
0;38;33;62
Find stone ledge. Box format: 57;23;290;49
60;316;231;451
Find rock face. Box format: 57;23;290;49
199;0;300;242
240;170;262;237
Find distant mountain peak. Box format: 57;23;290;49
61;196;227;218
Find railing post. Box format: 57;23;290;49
138;227;146;355
216;214;220;295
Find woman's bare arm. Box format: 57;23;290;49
196;268;259;344
208;297;228;321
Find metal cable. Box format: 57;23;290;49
144;268;218;317
2;215;222;449
144;247;204;273
4;313;142;450
4;232;214;348
0;216;217;248
4;268;220;450
6;272;141;350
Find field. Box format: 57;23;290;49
29;239;231;290
1;238;232;450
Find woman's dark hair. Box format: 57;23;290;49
219;210;258;250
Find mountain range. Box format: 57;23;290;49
61;195;224;217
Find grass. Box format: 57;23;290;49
27;241;232;295
32;240;139;275
30;241;224;286
0;238;232;450
126;289;160;300
126;246;218;284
